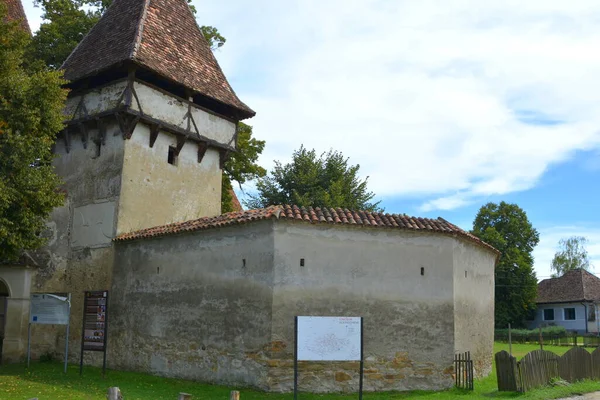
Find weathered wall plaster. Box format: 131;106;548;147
64;81;128;120
452;240;496;378
270;222;457;393
110;221;275;388
117;123;222;234
0;266;34;363
109;220;495;393
131;82;236;146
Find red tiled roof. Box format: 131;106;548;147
229;189;243;212
537;269;600;304
2;0;30;33
114;205;499;256
61;0;254;119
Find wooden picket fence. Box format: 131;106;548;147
496;347;600;392
454;351;474;390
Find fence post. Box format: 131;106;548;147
178;394;192;400
539;327;543;350
107;387;123;400
230;391;240;400
508;324;512;356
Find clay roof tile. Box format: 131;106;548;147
61;0;254;119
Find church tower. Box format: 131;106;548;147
8;0;254;362
59;0;254;235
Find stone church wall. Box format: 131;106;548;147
117;124;222;234
109;221;275;388
109;219;495;393
26;120;124;363
453;240;495;378
270;222;457;393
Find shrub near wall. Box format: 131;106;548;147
495;327;570;345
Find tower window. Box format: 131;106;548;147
168;146;178;165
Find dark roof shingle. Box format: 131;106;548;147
114;205;499;256
537;269;600;304
2;0;30;33
61;0;254;119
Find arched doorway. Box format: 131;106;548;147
0;279;9;363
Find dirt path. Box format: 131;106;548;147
559;393;600;400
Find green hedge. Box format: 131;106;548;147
495;326;567;337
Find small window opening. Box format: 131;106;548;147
168;146;178;165
242;259;246;268
420;267;424;276
465;270;468;278
157;267;160;275
543;309;555;321
300;258;305;267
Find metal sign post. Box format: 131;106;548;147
79;290;109;377
294;316;364;400
27;293;71;373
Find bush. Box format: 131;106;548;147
495;326;567;337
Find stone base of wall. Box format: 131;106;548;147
262;341;454;393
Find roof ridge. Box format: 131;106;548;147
130;0;151;59
114;204;500;258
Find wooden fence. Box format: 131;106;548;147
496;347;600;392
454;351;474;390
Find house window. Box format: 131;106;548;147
543;309;554;321
564;308;576;321
589;307;596;322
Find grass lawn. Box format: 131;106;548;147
1;343;600;400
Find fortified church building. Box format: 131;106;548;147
1;0;499;393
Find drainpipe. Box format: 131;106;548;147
582;303;588;334
597;303;600;337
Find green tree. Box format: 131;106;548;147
472;201;539;328
221;123;266;213
551;236;591;277
0;4;67;261
246;146;381;211
30;0;225;69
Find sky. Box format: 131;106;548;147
21;0;600;281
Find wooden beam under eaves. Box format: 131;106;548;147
78;123;88;149
174;135;186;156
149;124;161;148
197;142;208;163
219;149;230;170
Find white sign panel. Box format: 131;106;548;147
30;294;70;325
297;316;361;361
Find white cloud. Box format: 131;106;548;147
193;0;600;210
22;1;600;210
533;226;600;280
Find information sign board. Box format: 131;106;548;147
80;290;109;376
82;291;108;352
294;316;364;400
297;316;361;361
27;293;71;373
30;293;70;325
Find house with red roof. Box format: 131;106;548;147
0;0;499;393
528;269;600;334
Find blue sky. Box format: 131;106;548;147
22;0;600;280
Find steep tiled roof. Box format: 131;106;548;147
114;205;499;256
61;0;254;119
537;269;600;304
2;0;30;33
